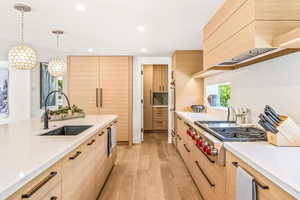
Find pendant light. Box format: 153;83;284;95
8;3;37;70
48;30;66;77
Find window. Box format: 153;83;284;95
206;83;231;108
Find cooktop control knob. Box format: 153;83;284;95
211;148;218;156
203;141;209;152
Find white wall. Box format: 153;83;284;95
133;56;172;144
0;61;31;124
204;51;300;125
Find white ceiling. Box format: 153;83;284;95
0;0;225;60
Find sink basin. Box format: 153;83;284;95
196;121;236;124
40;125;93;136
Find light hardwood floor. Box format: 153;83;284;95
98;133;202;200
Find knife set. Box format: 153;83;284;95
258;105;300;147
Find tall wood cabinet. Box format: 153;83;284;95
172;50;204;112
68;56;133;144
143;65;153;130
143;64;168;131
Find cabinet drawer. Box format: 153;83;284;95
153;120;168;130
226;152;295;200
190;144;226;200
153;107;168;115
39;183;61;200
7;163;61;200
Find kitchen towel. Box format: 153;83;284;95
107;127;113;157
236;166;257;200
111;125;116;148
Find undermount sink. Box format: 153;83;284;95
40;125;93;136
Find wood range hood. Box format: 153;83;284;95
203;0;300;71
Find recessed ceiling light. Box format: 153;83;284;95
88;48;94;52
141;48;148;53
75;3;86;12
137;26;145;32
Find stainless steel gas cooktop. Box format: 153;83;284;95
194;121;267;142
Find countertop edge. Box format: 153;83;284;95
224;143;300;199
0;115;117;200
176;111;300;199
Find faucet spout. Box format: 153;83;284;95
44;90;71;129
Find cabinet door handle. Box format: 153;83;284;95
159;85;162;91
50;197;58;200
150;89;152;105
69;151;82;160
96;88;99;107
232;162;269;190
163;86;164;91
21;172;58;198
87;139;96;146
100;88;103;107
183;144;190;152
195;161;215;188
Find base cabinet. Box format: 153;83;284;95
226;152;295;200
7;124;116;200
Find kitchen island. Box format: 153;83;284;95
0;115;117;200
175;111;300;199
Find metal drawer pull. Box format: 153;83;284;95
50;197;58;200
232;162;269;190
87;139;96;146
21;172;58;198
69;151;82;160
171;130;176;137
177;135;182;140
195;145;215;164
99;131;105;136
195;161;215;188
183;144;191;152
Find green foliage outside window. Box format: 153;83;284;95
219;85;231;107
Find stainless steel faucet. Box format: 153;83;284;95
44;90;71;129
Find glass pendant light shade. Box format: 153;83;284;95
48;57;66;77
48;30;66;77
9;4;37;70
8;44;37;70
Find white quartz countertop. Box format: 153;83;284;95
0;115;117;200
176;111;300;199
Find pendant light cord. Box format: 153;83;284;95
21;10;24;43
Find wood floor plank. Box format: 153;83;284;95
98;133;202;200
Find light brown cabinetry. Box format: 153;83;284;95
153;65;168;92
143;65;153;131
203;0;300;70
172;51;204;112
7;163;62;200
152;107;168;130
7;125;116;200
143;64;168;131
68;56;132;144
226;152;295;200
175;115;226;200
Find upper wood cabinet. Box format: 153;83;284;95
153;65;168;92
172;50;204;112
68;56;132;144
203;0;300;70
